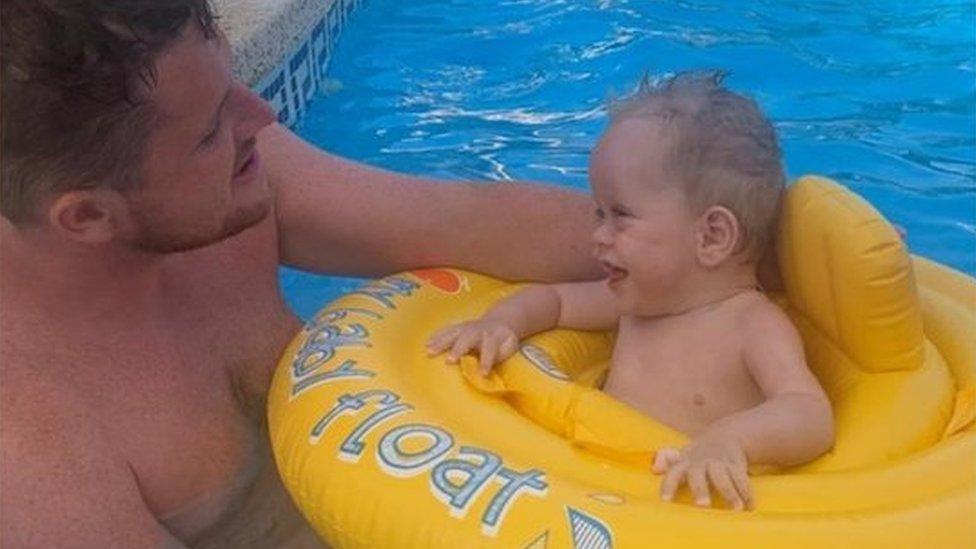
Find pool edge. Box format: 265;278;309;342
213;0;363;127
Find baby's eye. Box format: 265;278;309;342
610;206;631;218
594;208;605;221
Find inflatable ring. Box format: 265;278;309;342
269;177;976;548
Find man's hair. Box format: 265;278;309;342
610;70;786;261
1;0;217;224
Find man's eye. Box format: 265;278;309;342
201;122;221;146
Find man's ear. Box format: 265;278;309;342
47;189;130;245
696;205;741;268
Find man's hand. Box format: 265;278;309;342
653;433;754;511
427;320;520;374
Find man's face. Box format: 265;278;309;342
126;22;276;253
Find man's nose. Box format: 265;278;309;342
233;82;277;140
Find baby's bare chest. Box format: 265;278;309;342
602;318;763;435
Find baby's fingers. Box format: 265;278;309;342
652;448;681;474
479;333;498;374
728;463;754;510
687;463;711;507
447;330;481;364
706;462;743;511
427;325;462;355
498;335;519;362
659;461;688;502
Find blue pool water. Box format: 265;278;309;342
281;0;976;319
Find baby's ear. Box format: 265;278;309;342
695;205;741;268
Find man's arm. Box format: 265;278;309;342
258;124;602;281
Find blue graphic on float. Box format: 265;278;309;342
378;423;455;477
520;344;570;381
482;468;548;536
292;358;375;398
311;307;383;325
309;390;411;445
303;373;550;537
340;401;413;462
349;277;420;309
292;307;380;398
431;447;503;517
566;507;613;549
298;320;370;368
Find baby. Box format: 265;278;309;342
427;71;834;511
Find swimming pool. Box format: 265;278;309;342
280;0;976;319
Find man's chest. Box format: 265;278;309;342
3;219;318;546
81;233;304;541
65;326;305;546
158;219;304;398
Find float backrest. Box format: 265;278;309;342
777;175;924;373
777;176;953;470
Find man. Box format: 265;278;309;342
0;2;600;547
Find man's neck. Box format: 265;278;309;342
1;221;168;326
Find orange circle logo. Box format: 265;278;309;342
411;268;468;294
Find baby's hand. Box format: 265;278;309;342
652;434;754;511
426;320;520;375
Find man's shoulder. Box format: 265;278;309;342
1;326;126;476
2;348;106;463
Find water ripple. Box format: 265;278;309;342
416;105;605;126
300;0;976;275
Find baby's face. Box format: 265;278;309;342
588;118;700;316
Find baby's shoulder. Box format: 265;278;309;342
734;292;801;345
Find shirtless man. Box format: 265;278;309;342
0;2;599;547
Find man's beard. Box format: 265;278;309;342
129;199;271;254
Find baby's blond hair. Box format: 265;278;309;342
610;71;785;261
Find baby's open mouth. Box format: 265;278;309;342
602;261;628;282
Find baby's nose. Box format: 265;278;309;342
591;222;612;247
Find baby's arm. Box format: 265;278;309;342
427;281;617;373
711;305;834;466
657;303;833;510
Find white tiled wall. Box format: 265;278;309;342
255;0;362;127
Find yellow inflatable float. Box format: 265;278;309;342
268;176;976;548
